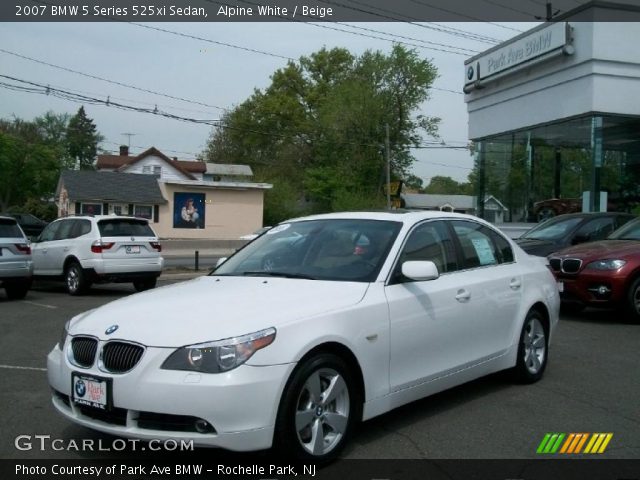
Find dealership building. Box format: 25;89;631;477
464;1;640;223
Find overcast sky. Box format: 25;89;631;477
0;19;542;184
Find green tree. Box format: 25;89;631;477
66;106;103;170
423;175;468;194
203;45;439;221
0;118;60;212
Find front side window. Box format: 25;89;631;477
38;221;62;242
54;220;75;240
573;217;615;243
397;221;457;276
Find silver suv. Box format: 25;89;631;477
32;215;164;295
0;216;33;299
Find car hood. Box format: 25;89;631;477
515;237;558;256
550;240;639;260
69;276;370;347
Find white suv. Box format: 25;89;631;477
0;216;33;299
32;215;164;295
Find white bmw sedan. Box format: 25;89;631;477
48;211;560;461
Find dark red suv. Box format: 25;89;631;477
548;216;640;321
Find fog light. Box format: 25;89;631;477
597;286;610;295
194;419;214;434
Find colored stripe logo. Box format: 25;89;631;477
537;433;613;454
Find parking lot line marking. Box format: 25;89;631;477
0;364;46;372
23;300;58;309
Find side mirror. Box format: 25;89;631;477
215;257;227;268
401;260;439;281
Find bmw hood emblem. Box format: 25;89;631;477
105;325;119;335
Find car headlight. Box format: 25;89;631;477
161;327;276;373
585;259;627;270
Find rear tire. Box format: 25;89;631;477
4;280;30;300
65;262;88;296
274;353;360;462
512;309;548;384
133;277;157;292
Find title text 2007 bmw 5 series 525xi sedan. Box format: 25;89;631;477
47;211;560;461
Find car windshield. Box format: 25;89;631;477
520;216;584;240
608;217;640;240
214;218;403;282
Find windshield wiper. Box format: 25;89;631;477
240;271;317;280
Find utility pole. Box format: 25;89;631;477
385;124;391;210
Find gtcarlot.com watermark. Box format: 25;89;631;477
15;434;194;452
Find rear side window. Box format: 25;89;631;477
98;219;155;237
0;219;23;238
452;221;512;269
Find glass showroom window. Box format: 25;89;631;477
475;114;640;223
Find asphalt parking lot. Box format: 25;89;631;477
1;275;639;462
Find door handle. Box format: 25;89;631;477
455;289;471;302
510;278;522;290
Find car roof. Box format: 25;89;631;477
554;212;634;218
285;210;485;225
0;215;18;222
53;215;149;221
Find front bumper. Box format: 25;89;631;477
556;270;627;307
47;344;294;451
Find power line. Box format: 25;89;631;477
0;74;470;153
129;22;295;61
318;0;505;44
476;0;539;17
0;48;229;112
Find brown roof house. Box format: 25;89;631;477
57;146;271;239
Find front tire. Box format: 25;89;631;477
4;280;31;300
624;277;640;323
274;353;360;462
133;277;157;292
512;309;548;383
65;262;89;296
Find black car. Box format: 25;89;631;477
2;213;48;239
515;212;635;257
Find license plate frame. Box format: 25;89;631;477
125;245;141;254
557;281;564;293
71;373;112;411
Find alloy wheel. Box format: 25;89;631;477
294;367;350;456
523;316;546;375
